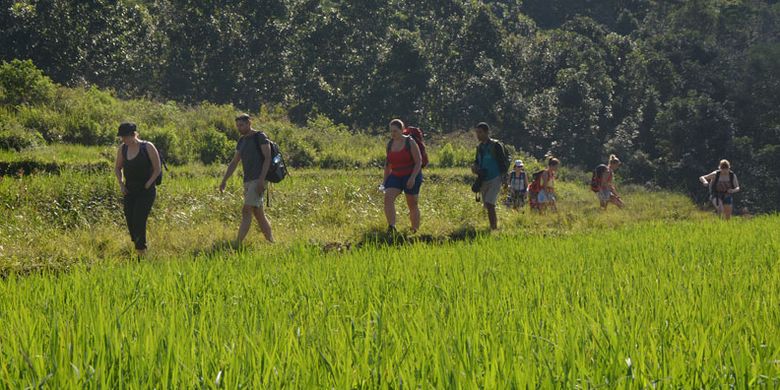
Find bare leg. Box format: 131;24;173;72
712;198;724;217
384;188;401;228
610;195;624;209
237;205;254;245
252;206;275;242
405;194;420;232
723;205;733;220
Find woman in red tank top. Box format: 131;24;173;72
383;119;423;233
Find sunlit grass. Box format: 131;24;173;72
0;217;778;387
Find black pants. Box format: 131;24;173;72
123;187;156;250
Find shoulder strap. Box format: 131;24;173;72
386;139;393;155
121;144;128;160
729;171;735;188
713;171;721;188
254;132;269;159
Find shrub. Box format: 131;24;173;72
0;59;56;107
197;128;233;165
143;125;187;165
436;143;472;168
15;105;64;142
0;120;44;151
62;116;113;145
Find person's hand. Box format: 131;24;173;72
144;182;151;190
702;181;709;188
256;181;265;194
219;180;227;193
727;189;735;194
406;177;415;189
120;183;128;196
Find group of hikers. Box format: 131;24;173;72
115;115;741;256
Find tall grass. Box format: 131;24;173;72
0;218;778;387
0;164;704;273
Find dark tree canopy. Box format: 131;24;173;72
1;0;779;211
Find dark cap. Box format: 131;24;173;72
117;122;137;137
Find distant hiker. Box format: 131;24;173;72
699;159;740;220
220;113;275;244
591;154;624;210
505;160;528;210
528;157;559;212
114;122;162;256
383;119;424;233
472;122;510;230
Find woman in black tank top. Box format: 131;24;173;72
114;122;162;256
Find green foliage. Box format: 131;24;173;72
0;59;55;107
1;1;780;210
196;128;233;165
436;143;473;168
0;116;43;151
0;216;778;386
143;125;184;165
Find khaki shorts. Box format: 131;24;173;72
243;179;265;208
480;177;502;206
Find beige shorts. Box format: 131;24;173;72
480;177;503;206
243;179;265;208
598;188;613;202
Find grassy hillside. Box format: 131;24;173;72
1;217;778;387
0;158;703;274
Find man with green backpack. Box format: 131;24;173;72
471;122;511;230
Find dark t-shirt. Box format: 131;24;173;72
236;131;269;183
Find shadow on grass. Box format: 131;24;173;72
351;224;489;250
191;239;240;258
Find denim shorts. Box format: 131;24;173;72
538;189;556;203
385;173;423;195
713;194;733;206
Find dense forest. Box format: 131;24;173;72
1;0;779;211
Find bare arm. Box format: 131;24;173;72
405;141;423;188
699;172;715;186
384;159;391;184
220;151;241;192
729;174;741;194
114;147;127;195
144;143;162;189
259;144;272;180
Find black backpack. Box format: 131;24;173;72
253;131;288;183
122;141;166;185
590;164;608;193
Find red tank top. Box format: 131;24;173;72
387;139;415;176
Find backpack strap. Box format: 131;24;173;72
729;171;735;189
386;137;415;168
